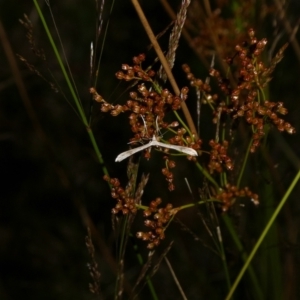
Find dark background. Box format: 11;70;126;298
1;0;300;299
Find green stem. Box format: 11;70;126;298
86;127;109;176
33;0;87;125
33;0;110;178
217;225;232;292
132;235;159;300
195;162;220;189
225;170;300;300
236;138;252;188
222;214;264;300
173;110;194;139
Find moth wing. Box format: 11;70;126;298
154;141;198;156
115;143;151;162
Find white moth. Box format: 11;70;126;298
115;135;198;162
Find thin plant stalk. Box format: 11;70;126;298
236;138;253;188
164;257;188;300
131;0;198;139
259;148;283;299
222;214;264;300
215;224;232;291
132;239;159;300
33;0;109;178
195;162;219;189
225;169;300;300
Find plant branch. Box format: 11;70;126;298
131;0;198;139
225;169;300;300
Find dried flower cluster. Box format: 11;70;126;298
136;198;177;249
214;29;294;152
115;53;155;82
94;25;294;251
91;54;201;190
18;15;58;92
182;64;217;101
234;99;294;152
103;174;178;249
90;54;200;149
85;229;101;295
19;14;46;60
216;183;259;212
104;175;177;249
161;157;176;191
103;175;138;215
208;140;233;174
184;28;295;153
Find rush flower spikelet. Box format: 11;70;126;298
91;54;201;191
183;28;295;154
94;27;295;250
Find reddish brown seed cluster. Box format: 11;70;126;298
114;54;187;130
208;140;233;173
182;64;218;104
189;28;295;153
103;175;137;215
90;54;193;147
125;85;186;142
91;54;200;191
167;127;202;153
210;30;270;99
136;198;177;249
162;158;176;191
115;53;156;82
91;85;190;142
216;183;259;212
234;99;295;152
90;87;130;116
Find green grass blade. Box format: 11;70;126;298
225;170;300;300
33;0;109;178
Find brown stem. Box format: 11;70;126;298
131;0;198;139
159;0;210;69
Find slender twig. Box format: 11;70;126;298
157;0;191;82
159;0;209;69
164;257;188;300
225;170;300;300
131;0;198;139
33;0;110;179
